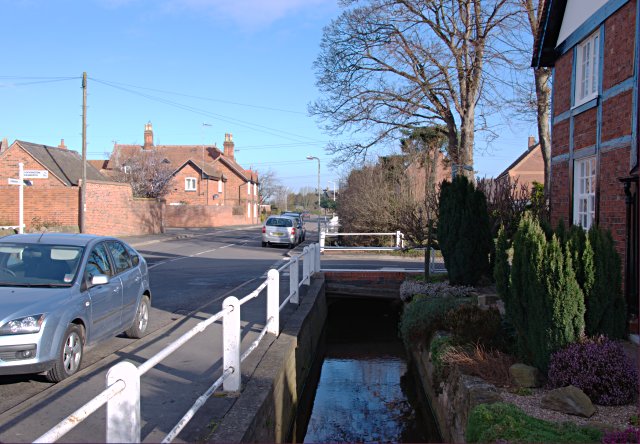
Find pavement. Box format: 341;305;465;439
121;225;262;248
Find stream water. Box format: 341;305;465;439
293;298;441;443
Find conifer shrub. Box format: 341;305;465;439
507;214;585;371
494;225;510;300
438;176;492;286
399;295;470;346
443;304;502;345
547;336;638;406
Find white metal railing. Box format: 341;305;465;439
319;230;405;252
35;243;322;444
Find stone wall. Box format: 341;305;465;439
209;275;327;442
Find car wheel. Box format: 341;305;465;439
125;295;150;339
288;243;295;249
262;241;267;248
46;324;84;383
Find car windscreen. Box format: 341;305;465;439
266;218;293;227
0;243;84;287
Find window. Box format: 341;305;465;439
573;156;596;230
254;183;257;196
247;202;251;218
85;243;113;283
185;177;197;191
107;241;132;274
575;31;600;106
218;180;222;193
247;182;251;195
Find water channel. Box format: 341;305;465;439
292;298;442;443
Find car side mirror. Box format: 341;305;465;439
91;275;109;286
131;255;140;266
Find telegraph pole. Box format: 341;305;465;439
80;72;87;233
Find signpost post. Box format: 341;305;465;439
7;163;29;234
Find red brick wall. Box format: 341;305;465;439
598;147;631;259
552;120;570;156
602;90;633;142
0;144;67;188
164;204;251;228
550;161;571;228
603;1;636;90
573;107;597;150
553;52;573;116
83;181;163;236
0;185;79;227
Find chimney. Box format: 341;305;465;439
223;133;234;159
528;135;536;150
144;122;154;149
0;137;7;153
58;139;67;150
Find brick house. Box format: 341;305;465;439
404;149;451;202
532;0;639;320
496;136;545;190
0;139;111;229
106;123;260;223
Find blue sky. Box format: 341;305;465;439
1;0;536;192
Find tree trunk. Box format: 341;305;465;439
535;67;552;199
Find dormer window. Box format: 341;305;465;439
574;30;600;107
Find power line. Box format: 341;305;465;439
90;77;321;144
0;77;79;87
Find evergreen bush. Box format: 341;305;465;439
494;225;510;299
443;304;502;345
507;214;585;371
399;295;471;346
438;176;492;286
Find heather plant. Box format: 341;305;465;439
438;176;492;285
399;280;475;302
443;304;502;345
601;427;640;444
547;336;638;405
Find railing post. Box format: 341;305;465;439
395;230;401;248
267;269;280;335
314;243;321;272
223;296;241;392
289;256;299;304
302;246;310;285
106;361;140;443
320;230;326;252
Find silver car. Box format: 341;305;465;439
261;216;300;248
0;233;151;382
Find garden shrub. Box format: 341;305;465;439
438;176;492;286
429;334;454;386
399;295;471;346
466;402;602;443
494;225;510;300
399;280;475;302
602;427;640;444
507;214;585;371
547;336;638;406
443;304;501;345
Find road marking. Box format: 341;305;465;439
148;244;236;269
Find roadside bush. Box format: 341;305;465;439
438;176;492;286
507;214;585;371
441;344;516;387
466;402;602;443
547;336;638;406
443;304;501;345
399;296;472;346
602;427;640;444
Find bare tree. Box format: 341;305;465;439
311;0;514;179
257;169;281;205
111;150;174;198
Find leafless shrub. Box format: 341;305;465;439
111;150;175;199
442;343;516;387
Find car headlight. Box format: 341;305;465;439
0;314;45;335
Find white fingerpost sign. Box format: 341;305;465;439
23;170;48;179
7;163;27;233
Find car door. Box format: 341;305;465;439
84;242;123;343
106;240;142;330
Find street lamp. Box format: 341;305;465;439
306;156;320;210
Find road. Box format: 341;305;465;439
0;222;424;442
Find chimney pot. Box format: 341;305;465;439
223;133;235;159
58;139;67;150
528;135;536;150
0;137;8;153
144;122;154;149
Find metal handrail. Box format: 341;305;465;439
35;243;322;443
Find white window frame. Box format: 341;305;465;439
247;182;251;195
185;177;197;191
247;202;251;218
254;183;257;196
574;30;600;107
573;156;596;230
218;180;223;193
